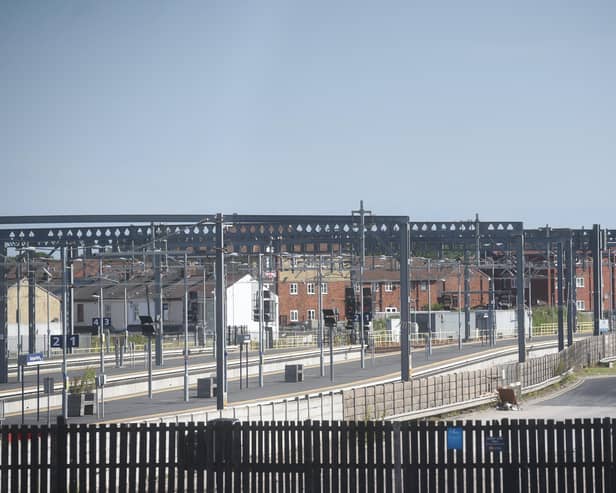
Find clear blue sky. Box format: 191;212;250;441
1;1;614;228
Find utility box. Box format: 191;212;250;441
285;364;304;383
44;377;55;395
197;377;217;398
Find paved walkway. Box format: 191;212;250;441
3;337;546;425
451;375;616;422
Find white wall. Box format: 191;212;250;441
6;322;62;353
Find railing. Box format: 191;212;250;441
532;321;594;337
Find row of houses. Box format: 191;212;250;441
3;252;615;351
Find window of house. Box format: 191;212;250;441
307;283;315;295
576;277;585;288
384;282;393;292
372;283;379;292
321;282;328;294
576;300;586;311
290;283;298;295
290;310;299;322
420;281;428;291
307;309;316;320
354;284;361;294
77;304;84;323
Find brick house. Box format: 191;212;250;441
276;256;489;327
276;260;348;327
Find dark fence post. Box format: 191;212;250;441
52;416;67;493
303;420;312;492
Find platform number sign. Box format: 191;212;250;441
50;334;80;348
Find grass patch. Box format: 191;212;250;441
578;366;616;377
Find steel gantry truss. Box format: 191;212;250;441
1;211;614;409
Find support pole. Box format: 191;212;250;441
516;235;526;363
566;237;575;347
427;259;432;358
147;336;152;399
183;252;189;402
557;242;565;352
318;255;324;377
592;224;602;336
202;265;207;347
0;244;8;384
98;257;105;416
258;254;264;387
28;250;36;353
457;261;462;352
67;248;74;355
400;221;411;381
215;213;226;410
61;248;68;418
464;249;471;340
353;201;371;369
154;251;164;366
489;275;495;346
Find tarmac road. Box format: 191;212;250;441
452;376;616;422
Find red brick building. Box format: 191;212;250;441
276;257;490;327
